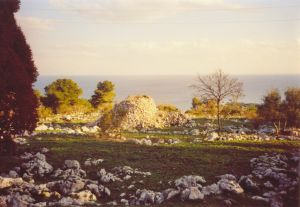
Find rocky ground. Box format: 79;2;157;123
0;137;299;207
3;103;300;207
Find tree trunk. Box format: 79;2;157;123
273;122;279;137
217;100;221;134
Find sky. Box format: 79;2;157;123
15;0;300;75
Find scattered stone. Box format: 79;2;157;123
21;152;53;177
63;160;80;170
175;175;206;188
120;198;129;205
218;178;244;194
238;176;259;192
264;181;274;189
251;196;269;203
71;190;97;202
207;132;218;141
0;177;24;189
97;169;121;183
41;147;49;153
188;187;204;200
84;158;104;167
190;129;200;136
201;183;221;195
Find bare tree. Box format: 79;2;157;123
191;70;243;133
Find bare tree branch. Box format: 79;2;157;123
191;69;243;132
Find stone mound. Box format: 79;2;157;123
102;95;189;130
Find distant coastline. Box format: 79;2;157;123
34;75;300;110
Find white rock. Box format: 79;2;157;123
207;132;218;141
71;190;97;202
63;160;80;170
218;179;244;194
188;187;204;200
35;124;48;131
0;176;24;189
190;129;200;136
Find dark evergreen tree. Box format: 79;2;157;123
89;81;115;111
0;0;39;154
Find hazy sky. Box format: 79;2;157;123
16;0;300;75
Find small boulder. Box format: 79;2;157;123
71;190;97;202
218;179;244;194
63;160;80;170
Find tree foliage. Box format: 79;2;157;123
257;88;300;133
90;80;115;111
282;88;300;128
0;0;38;153
157;104;179;112
192;97;202;110
43;79;83;113
257;89;283;134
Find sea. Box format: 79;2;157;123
34;75;300;110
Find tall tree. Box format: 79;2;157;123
90;80;115;112
191;70;243;133
0;0;38;154
257;89;283;135
282;88;300;128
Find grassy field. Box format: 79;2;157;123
1;136;299;206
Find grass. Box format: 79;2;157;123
1;136;299;206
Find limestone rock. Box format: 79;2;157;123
162;188;180;200
188;187;204;200
63;160;80;170
207;132;218;141
21;152;53;177
175;175;206;188
218;178;244;194
201;183;221;196
0;176;24;189
71;190;97;202
238;176;259;192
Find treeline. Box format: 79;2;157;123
189;88;300;131
257;88;300;134
35;78;299;133
35;79;115;118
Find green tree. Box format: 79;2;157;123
257;89;283;135
282;88;300;128
43;79;83;113
90;81;115;111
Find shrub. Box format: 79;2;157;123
157;104;179;112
